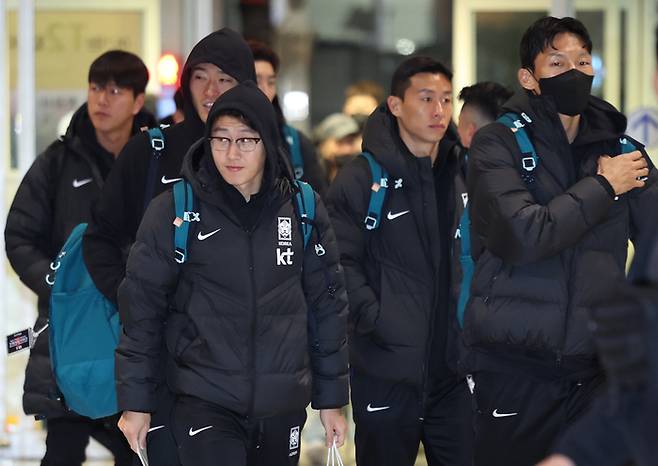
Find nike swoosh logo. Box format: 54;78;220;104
366;404;390;412
147;425;165;433
492;409;518;418
161;176;183;184
189;425;213;436
197;228;221;241
387;210;410;220
72;178;93;188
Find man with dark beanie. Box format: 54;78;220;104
116;81;349;466
82;28;256;465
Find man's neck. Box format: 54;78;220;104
399;129;440;164
559;113;580;144
95;124;133;158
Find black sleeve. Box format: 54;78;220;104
5;147;60;308
299;133;328;198
115;192;178;413
467;126;614;266
553;395;632;466
628;146;658;245
83;133;150;305
302;194;349;410
326;158;380;336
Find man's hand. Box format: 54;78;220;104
597;150;648;195
118;411;151;454
319;408;348;447
536;454;576;466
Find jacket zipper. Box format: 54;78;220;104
558;251;577;368
246;229;257;418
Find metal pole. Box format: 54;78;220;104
17;0;35;176
550;0;575;18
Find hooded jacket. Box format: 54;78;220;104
83;28;256;305
463;90;658;377
326;105;467;391
115;82;349;417
4;102;154;418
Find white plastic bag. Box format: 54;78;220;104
325;438;344;466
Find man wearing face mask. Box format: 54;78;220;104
463;16;658;466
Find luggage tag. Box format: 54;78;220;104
6;323;48;355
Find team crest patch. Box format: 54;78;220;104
278;217;292;241
289;425;300;450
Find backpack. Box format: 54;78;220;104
46;127;167;419
171;178;317;264
283;124;305;180
48;223;120;419
455;112;640;328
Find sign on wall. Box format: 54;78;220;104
8;10;143;90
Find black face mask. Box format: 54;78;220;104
536;69;593;116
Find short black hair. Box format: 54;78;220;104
212;108;257;132
390;56;452;99
248;40;280;73
458;81;513;122
520;16;593;71
88;50;149;96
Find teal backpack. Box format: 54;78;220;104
171;178;317;264
48;223;121;419
47;127;166;419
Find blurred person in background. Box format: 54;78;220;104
249;40;328;196
342;79;385;131
457;81;513;149
313;113;361;183
160;87;185;126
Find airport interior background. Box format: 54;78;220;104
1;0;657;464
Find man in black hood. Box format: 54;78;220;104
5;50;152;466
116;81;349;465
464;16;658;466
81;28;256;465
83;27;255;307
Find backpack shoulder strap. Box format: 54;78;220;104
360;152;389;231
456;206;474;328
619;136;637;154
497;112;539;184
293;180;315;249
284;125;304;179
172;180;196;264
143;127;166;214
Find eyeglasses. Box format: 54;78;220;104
208;136;262;152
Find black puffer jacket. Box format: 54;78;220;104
83;28;256;305
464;90;658;376
327;105;467;389
116;83;349;417
4;103;154;418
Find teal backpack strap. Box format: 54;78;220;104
144;127;165;213
293;180;315;249
456;206;474;328
360;152;389;230
284;125;304;179
173;180;196;264
618;136;636;154
497;112;539;184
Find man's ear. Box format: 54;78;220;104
518;68;538;92
132;92;146;115
387;95;402;117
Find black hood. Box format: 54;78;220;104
361;103;416;178
502;90;627;147
361;102;461;177
180;28;256;125
181;81;291;201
